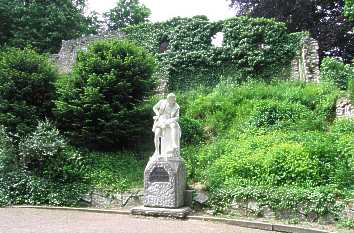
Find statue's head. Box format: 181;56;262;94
167;93;176;104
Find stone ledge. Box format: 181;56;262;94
131;206;192;219
272;224;329;233
188;216;331;233
188;216;272;231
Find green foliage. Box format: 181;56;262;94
18;120;85;183
180;116;204;145
209;185;346;220
0;171;87;206
55;39;156;150
123;17;304;90
85;151;145;193
348;76;354;102
337;217;354;229
178;81;352;219
344;0;354;20
0;48;57;136
248;101;320;130
0;121;87;207
320;57;354;90
0;126;16;174
0;0;98;53
104;0;151;30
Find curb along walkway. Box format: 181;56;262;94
0;206;331;233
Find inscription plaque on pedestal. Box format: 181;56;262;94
144;157;186;208
149;167;169;183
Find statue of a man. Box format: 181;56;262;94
152;93;181;156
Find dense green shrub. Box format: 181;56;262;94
0;126;16;173
124;16;305;90
55;39;156;150
180;116;204;145
0;48;57;136
0;121;87;207
248;101;321;130
320;57;354;90
18;120;85;183
0;171;87;206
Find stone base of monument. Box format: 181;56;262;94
143;156;186;208
131;155;192;218
131;206;192;218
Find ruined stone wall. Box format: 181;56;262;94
291;37;320;83
52;31;125;74
52;32;321;88
336;97;354;119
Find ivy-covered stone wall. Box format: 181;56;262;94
123;16;306;90
53;16;317;91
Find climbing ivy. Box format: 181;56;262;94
123;16;306;90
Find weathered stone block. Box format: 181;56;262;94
144;156;186;208
131;206;192;218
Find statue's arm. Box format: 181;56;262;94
168;107;180;124
153;100;161;116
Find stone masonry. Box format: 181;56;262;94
336;97;354;119
52;32;125;74
291;37;320;83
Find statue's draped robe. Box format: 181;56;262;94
152;100;181;156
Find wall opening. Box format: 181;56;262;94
211;32;224;47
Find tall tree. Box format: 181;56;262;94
0;0;99;53
104;0;151;31
228;0;354;62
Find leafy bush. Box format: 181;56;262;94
180;116;204;145
55;39;156;150
0;121;87;207
18;120;85;183
320;57;354;90
0;171;87;206
0;126;16;172
248;100;321;130
0;48;57;136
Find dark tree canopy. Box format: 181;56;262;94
0;0;99;53
104;0;151;30
228;0;354;62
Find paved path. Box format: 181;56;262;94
0;208;273;233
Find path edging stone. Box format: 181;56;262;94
12;205;130;215
11;206;332;233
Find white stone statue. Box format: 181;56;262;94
152;93;181;157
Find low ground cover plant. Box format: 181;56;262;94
179;81;353;220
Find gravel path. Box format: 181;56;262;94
0;208;273;233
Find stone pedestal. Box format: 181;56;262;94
144;156;186;208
